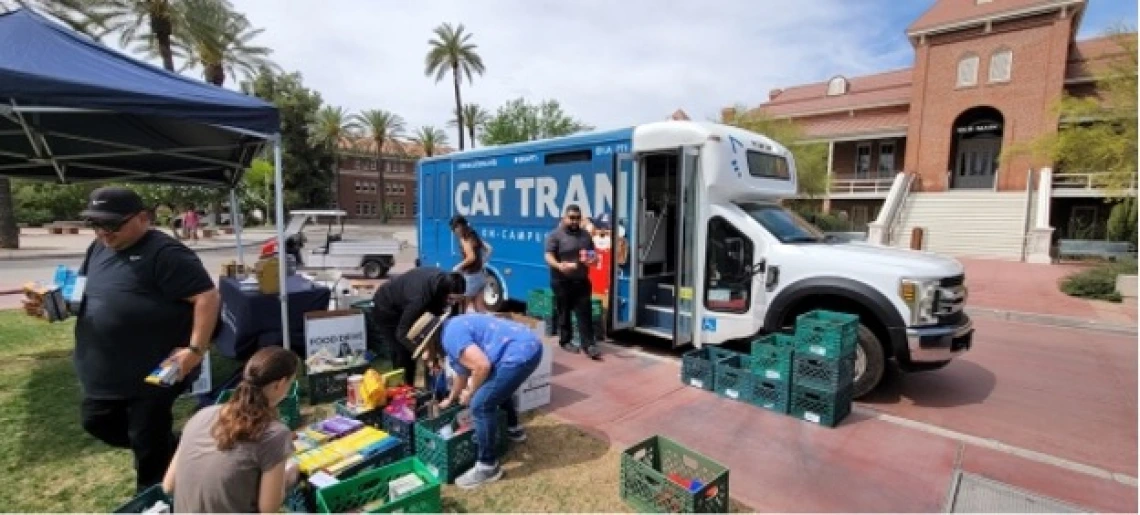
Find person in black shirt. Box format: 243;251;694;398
544;204;601;359
371;267;465;386
74;187;220;493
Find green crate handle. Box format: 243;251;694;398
803;390;825;401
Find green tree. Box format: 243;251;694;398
479;98;592;146
721;104;829;199
1005;29;1137;198
448;103;489;149
154;0;276;87
241;66;336;210
309;105;357;210
424;22;485;151
240;158;274;222
44;0;225;72
352;109;406;223
411;125;448;157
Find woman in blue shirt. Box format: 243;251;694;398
412;312;544;489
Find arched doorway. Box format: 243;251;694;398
950;106;1004;189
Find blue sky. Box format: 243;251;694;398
167;1;1140;138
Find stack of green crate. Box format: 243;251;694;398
788;310;858;427
747;333;795;413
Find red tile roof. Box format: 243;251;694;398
756;68;912;118
908;0;1084;35
337;137;453;158
1066;33;1137;81
795;110;911;140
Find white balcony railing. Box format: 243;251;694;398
829;176;896;195
1052;172;1138;194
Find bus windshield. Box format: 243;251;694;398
738;202;827;244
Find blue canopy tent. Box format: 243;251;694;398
0;7;297;351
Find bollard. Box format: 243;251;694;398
910;227;924;251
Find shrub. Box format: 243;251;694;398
1059;260;1138;302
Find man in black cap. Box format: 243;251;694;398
371;266;466;386
73;186;220;493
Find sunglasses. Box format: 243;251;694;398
566;215;581;221
87;213;136;232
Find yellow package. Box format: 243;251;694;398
360;369;387;410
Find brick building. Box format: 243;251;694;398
334;140;451;223
732;0;1136;261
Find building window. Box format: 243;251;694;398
989;49;1012;83
957;54;980;87
855;143;871;178
826;76;848;96
877;141;896;177
412;201;418;215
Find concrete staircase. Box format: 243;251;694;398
889;191;1031;260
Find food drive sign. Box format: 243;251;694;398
453;168;614;220
304;310;367;367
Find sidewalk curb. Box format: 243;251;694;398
967;307;1138;336
0;237;275;262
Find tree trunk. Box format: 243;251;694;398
151;14;175;71
375;147;388;223
452;63;465;151
468;124;476;148
0;178;20;249
205;63;225;87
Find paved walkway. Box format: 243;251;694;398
960;258;1137;325
0;224;417;260
0;227;279;260
540;316;1138;512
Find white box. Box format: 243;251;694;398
512;383;551;413
522;341;553;389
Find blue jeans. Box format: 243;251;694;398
470;338;544;465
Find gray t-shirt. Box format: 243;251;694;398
173;404;292;513
544;226;595;283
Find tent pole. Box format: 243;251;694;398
273;137;290;353
229;187;244;267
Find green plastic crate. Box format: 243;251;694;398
308;363;373;406
748;377;790;414
750;333;794;382
680;347;732;391
315;457;442;513
526;288;556;317
413;405;507;483
789;383;853;427
794;310;859;359
791;354;855;392
712;351;753;402
216;380;302;429
619;435;730;513
114;485;171;513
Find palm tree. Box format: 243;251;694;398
162;0;275;86
448;103;489;149
310;106;358;209
352;110;406;223
411;126;448;158
47;0;226;72
424;22;485;151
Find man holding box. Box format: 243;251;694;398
73;187;221;493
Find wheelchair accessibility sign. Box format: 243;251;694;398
701;316;717;333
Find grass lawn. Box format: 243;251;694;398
0;310;750;512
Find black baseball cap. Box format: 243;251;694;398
80;187;146;222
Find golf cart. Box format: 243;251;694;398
284;209;402;279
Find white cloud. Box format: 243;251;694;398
226;0;915;136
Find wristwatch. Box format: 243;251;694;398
188;344;206;356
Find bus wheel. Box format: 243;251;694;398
483;273;506;312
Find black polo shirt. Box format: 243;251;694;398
74;230;215;399
544;226;595;283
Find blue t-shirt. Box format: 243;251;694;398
442;314;540;376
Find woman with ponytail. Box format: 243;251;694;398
162;347;300;512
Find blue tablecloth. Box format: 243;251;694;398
214;275;332;360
